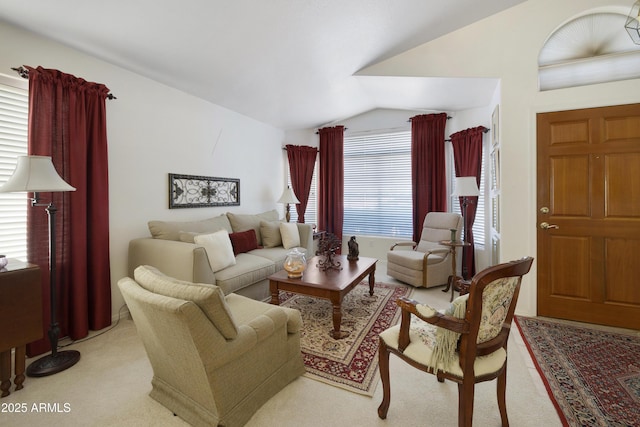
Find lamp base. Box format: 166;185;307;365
26;350;80;377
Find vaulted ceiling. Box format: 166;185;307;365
0;0;525;130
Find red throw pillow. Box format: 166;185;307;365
229;229;259;255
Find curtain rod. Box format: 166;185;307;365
445;127;490;142
407;115;452;122
282;146;319;151
315;127;348;135
11;66;117;100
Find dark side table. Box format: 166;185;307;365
438;240;470;302
0;260;42;397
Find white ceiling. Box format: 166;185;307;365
0;0;524;130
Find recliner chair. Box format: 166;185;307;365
387;212;463;288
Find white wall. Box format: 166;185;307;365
360;0;640;315
0;21;286;320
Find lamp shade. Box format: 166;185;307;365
0;155;76;193
451;176;479;197
277;186;300;204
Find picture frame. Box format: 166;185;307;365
169;173;240;208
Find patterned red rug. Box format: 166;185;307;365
279;281;412;396
515;316;640;426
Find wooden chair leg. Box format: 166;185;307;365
497;368;509;427
377;340;391;419
458;380;475;427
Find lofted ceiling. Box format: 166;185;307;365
0;0;525;130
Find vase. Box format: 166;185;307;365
283;248;306;278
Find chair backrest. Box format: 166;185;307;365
416;212;463;252
460;257;534;362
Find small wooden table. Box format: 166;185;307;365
269;255;377;339
0;260;42;398
439;240;470;302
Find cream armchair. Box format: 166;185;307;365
118;265;305;427
387;212;463;288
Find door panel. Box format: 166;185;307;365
537;104;640;330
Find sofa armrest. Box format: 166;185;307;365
296;223;314;254
128;238;216;285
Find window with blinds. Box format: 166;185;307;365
343;131;412;238
0;77;29;261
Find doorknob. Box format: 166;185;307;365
540;222;559;229
540;207;549;214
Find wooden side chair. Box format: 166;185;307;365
377;257;534;427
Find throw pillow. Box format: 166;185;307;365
280;222;300;249
194;230;236;273
133;265;238;339
260;220;283;248
227;209;279;246
229;229;259;255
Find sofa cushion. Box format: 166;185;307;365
280;222;300;249
214;253;276;295
133;265;238;339
227;210;279;246
229;229;259;255
194;230;236;272
148;214;232;241
260;220;283;248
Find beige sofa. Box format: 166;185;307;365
118;265;305;427
128;210;314;301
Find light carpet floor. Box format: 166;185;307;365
1;267;562;427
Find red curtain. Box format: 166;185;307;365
451;126;486;279
318;126;344;244
410;113;448;243
26;66;112;356
285;144;317;223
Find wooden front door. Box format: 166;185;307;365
537;104;640;330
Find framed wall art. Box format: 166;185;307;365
169;173;240;208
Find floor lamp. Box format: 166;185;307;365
0;155;79;376
452;176;480;279
277;185;300;222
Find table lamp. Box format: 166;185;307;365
0;155;79;376
277;186;300;222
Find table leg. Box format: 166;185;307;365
269;281;280;305
330;296;349;339
13;346;25;391
0;350;10;397
368;267;376;296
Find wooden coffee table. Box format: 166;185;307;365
269;255;377;339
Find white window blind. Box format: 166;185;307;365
288;160;318;225
344;131;412;238
0;79;29;261
450;142;486;247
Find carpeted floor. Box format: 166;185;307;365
279;281;412;396
515;316;640;427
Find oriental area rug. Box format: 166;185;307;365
279;281;412;396
515;316;640;427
